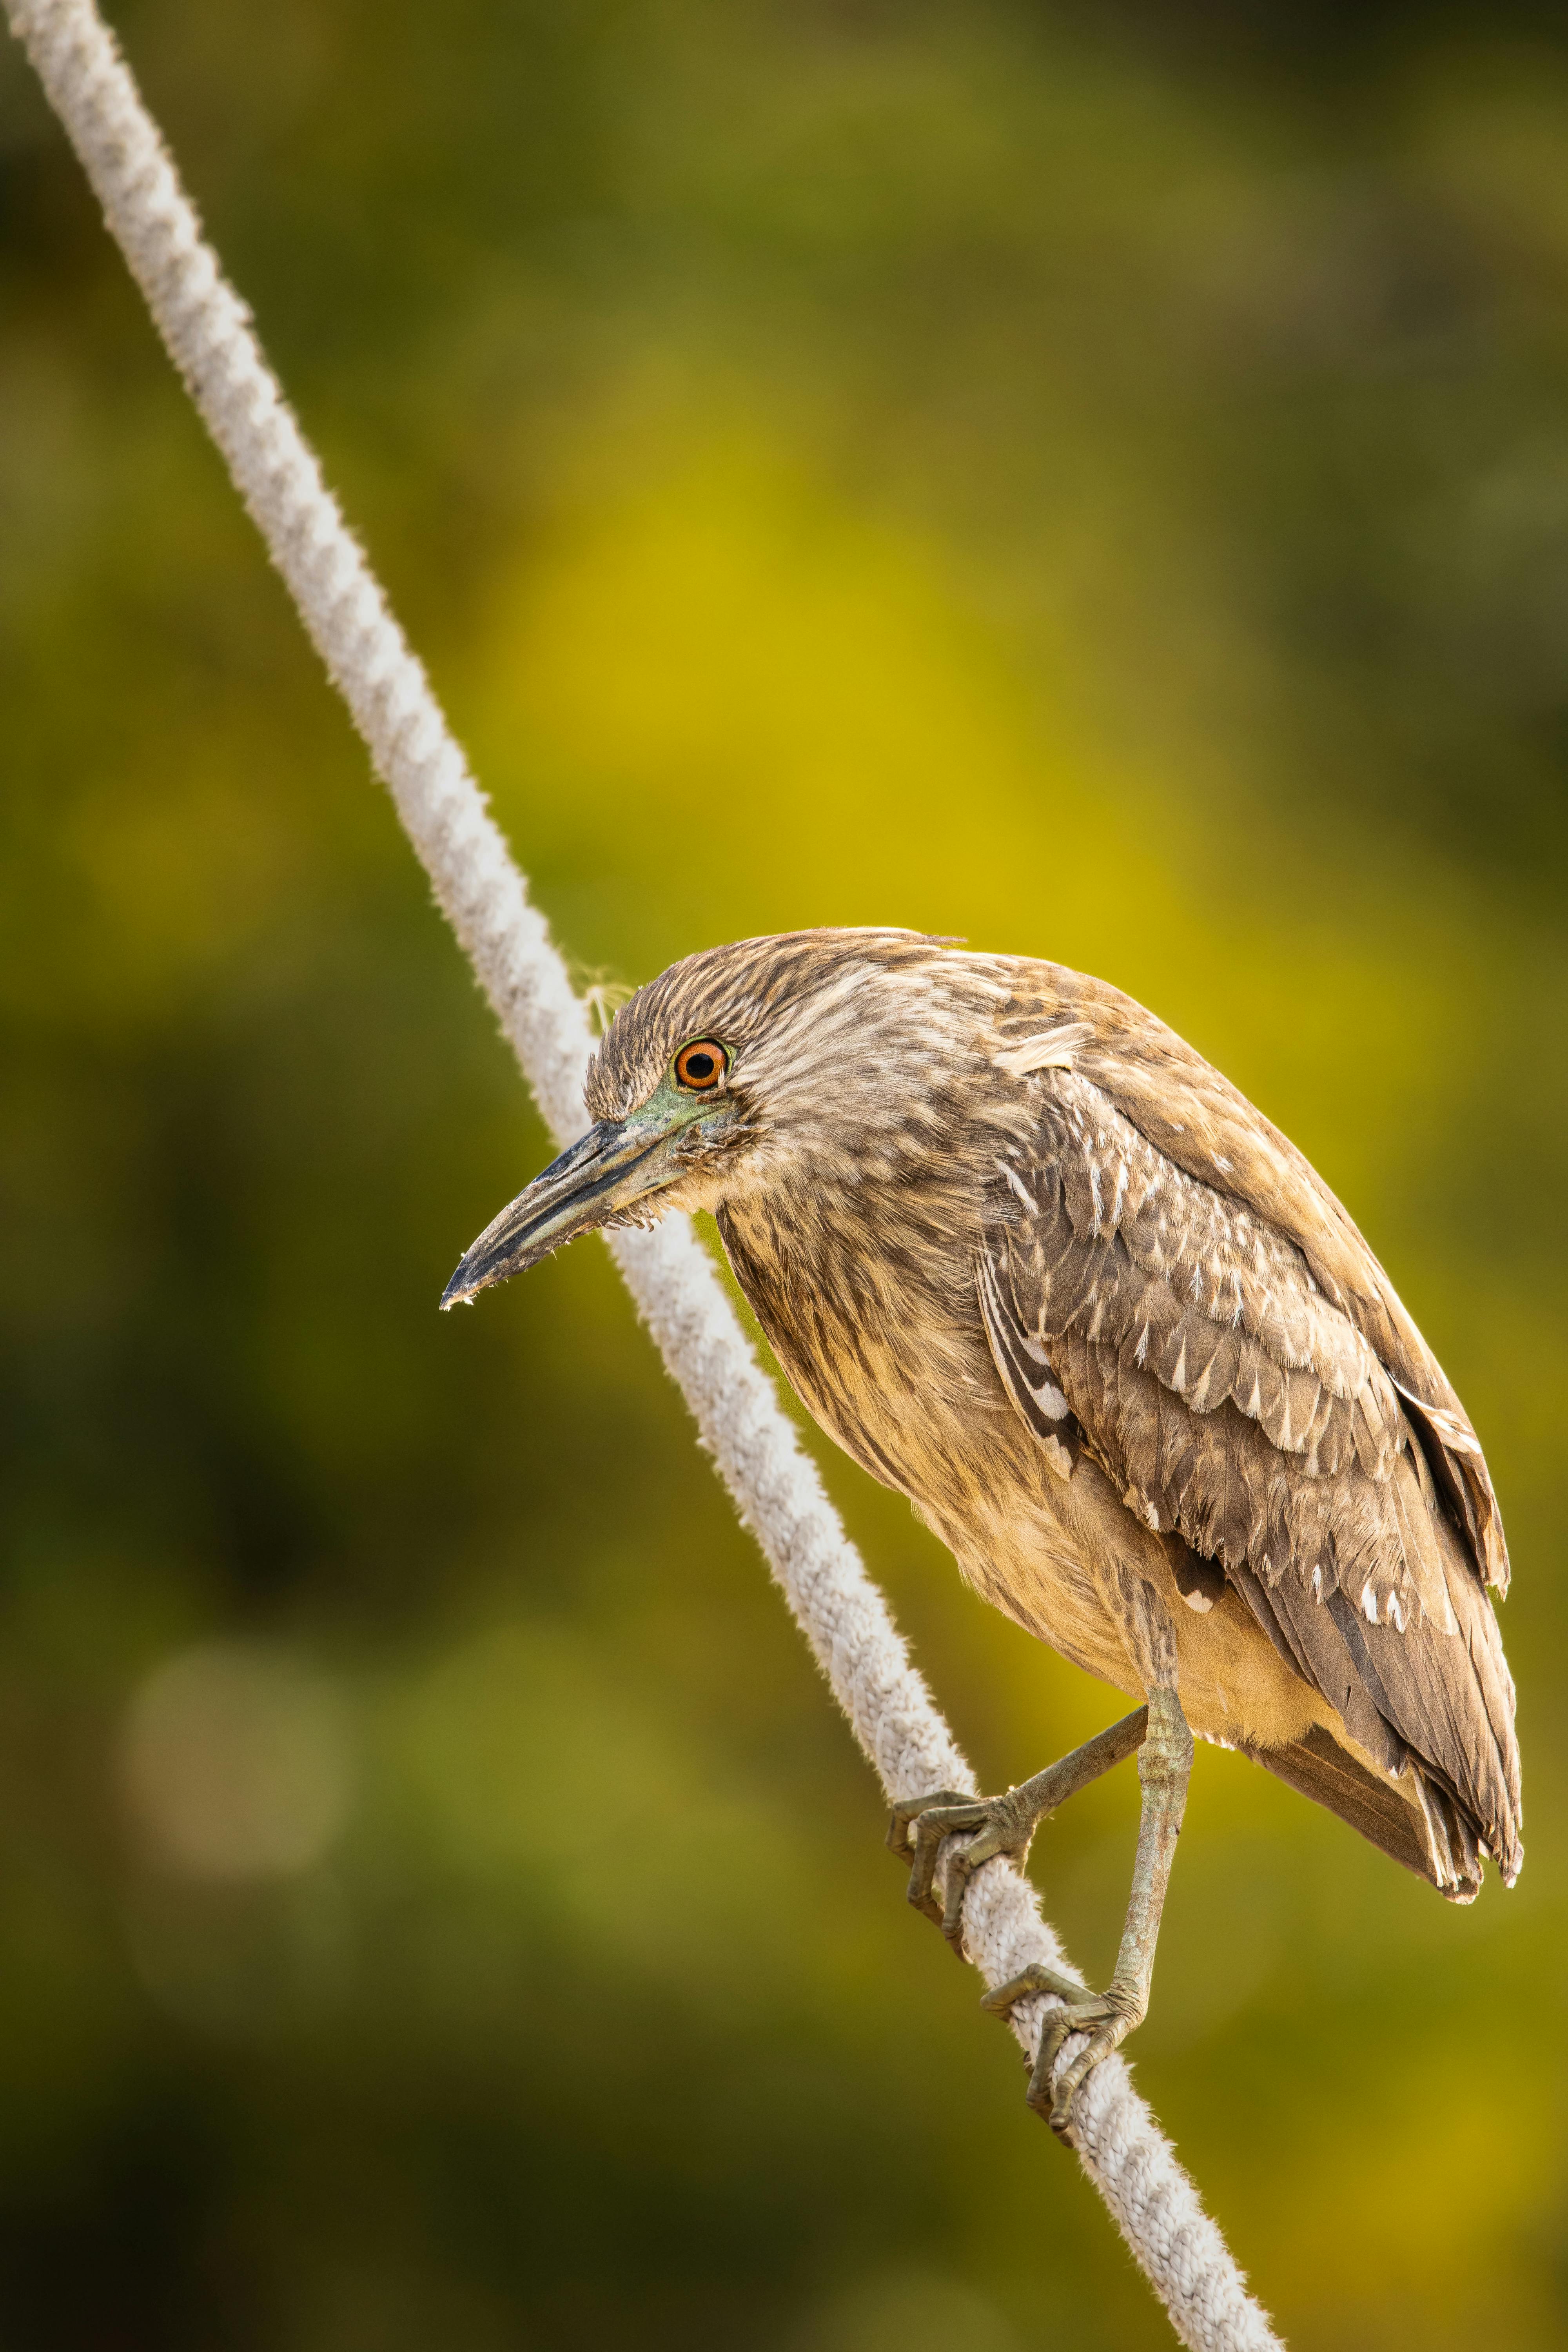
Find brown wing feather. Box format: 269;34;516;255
985;1054;1521;1891
996;966;1510;1593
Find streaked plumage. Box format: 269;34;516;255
448;927;1521;2122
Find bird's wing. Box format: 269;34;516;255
978;1041;1520;1887
993;971;1509;1594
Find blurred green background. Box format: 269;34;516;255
2;1;1566;2345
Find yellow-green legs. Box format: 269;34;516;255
890;1690;1193;2136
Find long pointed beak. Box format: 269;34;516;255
441;1116;691;1308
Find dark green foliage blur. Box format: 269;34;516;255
2;2;1566;2344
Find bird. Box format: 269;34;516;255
442;927;1522;2132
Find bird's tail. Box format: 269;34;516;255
1247;1724;1483;1899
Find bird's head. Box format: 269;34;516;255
441;927;988;1307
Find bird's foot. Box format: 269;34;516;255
982;1963;1144;2138
885;1713;1150;1955
886;1784;1042;1950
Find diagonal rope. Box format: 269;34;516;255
4;5;1283;2344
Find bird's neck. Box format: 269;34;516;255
713;1146;999;1502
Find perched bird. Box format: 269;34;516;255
443;929;1521;2130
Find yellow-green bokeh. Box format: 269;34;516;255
2;4;1566;2347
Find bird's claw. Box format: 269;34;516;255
887;1785;1038;1950
983;1963;1144;2138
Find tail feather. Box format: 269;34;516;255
1247;1725;1483;1898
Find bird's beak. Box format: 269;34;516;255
440;1101;726;1309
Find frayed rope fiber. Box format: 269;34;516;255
4;4;1283;2343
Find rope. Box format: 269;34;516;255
4;6;1283;2343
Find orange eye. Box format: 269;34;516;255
674;1039;728;1092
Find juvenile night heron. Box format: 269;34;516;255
443;929;1522;2130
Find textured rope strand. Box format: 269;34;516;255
4;5;1281;2344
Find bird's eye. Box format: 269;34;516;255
674;1039;728;1091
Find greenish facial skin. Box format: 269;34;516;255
441;1058;737;1308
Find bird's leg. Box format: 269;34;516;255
887;1706;1149;1947
984;1684;1193;2137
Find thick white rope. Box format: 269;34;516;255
5;5;1283;2343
